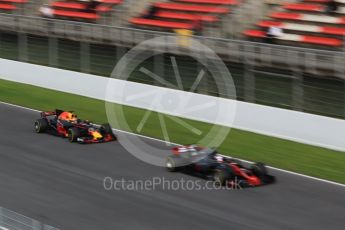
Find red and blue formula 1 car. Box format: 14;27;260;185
34;109;117;144
165;145;275;187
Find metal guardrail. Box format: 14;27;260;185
0;207;59;230
0;13;344;79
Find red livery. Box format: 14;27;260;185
166;145;276;188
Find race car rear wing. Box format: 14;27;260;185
171;145;204;155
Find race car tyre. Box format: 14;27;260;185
34;119;48;133
100;124;117;140
213;168;232;186
68;127;80;143
165;155;187;172
251;162;267;178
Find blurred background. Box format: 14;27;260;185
0;0;344;118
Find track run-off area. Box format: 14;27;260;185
0;103;344;230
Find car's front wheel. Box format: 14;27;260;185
166;156;177;172
100;124;117;140
166;156;187;172
68;127;80;142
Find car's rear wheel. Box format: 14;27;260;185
251;162;267;178
34;119;48;133
214;168;231;186
68;127;80;142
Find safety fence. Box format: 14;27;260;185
0;28;344;119
1;58;344;151
0;207;59;230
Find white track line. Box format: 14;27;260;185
0;227;9;230
1;101;345;188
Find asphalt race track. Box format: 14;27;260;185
0;103;344;230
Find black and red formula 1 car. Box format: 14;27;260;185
165;145;275;187
34;109;117;144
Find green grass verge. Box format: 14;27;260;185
1;78;345;184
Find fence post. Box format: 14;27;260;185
198;46;209;95
244;64;255;102
343;80;345;119
154;51;164;86
196;56;208;95
0;32;2;57
292;71;304;111
18;32;28;62
48;36;58;67
80;41;90;73
114;45;127;79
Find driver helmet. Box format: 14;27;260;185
214;154;224;163
59;111;78;123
